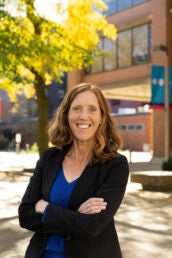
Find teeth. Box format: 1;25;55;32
78;124;90;129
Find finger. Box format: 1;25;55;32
87;207;106;214
86;202;91;210
87;210;101;214
79;202;107;214
88;198;104;203
87;198;106;205
91;205;107;210
86;201;107;209
86;203;107;214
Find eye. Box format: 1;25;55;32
88;106;98;112
72;106;81;112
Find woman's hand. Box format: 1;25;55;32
35;199;49;214
78;198;107;214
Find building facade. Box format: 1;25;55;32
67;0;172;158
0;78;67;150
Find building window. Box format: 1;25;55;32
111;99;121;105
104;38;117;70
104;0;149;16
90;40;103;73
132;24;150;64
118;125;127;131
118;30;132;68
135;124;143;130
88;23;151;74
128;124;136;131
118;124;144;131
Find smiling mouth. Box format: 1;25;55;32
77;124;91;129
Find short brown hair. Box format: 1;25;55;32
48;83;122;163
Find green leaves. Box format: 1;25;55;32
0;0;117;99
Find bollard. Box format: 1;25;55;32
25;144;30;153
15;143;20;154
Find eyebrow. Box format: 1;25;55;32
72;103;98;106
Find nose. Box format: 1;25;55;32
79;110;88;119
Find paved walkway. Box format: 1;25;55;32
0;150;163;173
0;151;171;257
116;181;172;258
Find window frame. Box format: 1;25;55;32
88;23;151;74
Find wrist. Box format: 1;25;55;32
39;204;47;214
35;200;49;214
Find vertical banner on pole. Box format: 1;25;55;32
170;67;172;104
151;66;165;105
150;65;172;108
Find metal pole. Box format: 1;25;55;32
164;52;170;160
153;45;170;160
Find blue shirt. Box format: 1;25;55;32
42;165;79;258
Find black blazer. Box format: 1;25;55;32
18;146;129;258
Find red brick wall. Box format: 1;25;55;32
107;0;152;27
152;110;165;157
67;70;85;90
153;109;172;157
81;63;151;87
114;113;153;151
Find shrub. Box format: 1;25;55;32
0;137;9;150
30;142;38;153
162;158;172;171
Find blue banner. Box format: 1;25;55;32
151;65;172;105
170;67;172;103
151;66;165;104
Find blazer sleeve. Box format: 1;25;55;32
18;147;77;238
18;149;60;234
42;155;129;239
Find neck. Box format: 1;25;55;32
68;141;94;162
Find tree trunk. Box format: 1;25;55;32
34;72;49;156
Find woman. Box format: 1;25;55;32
18;83;129;258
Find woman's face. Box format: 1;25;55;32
68;90;102;144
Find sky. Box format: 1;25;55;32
34;0;68;22
5;0;68;23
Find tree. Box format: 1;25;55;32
0;0;117;155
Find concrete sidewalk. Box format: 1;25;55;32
0;171;171;258
0;151;39;172
0;150;163;173
116;179;172;258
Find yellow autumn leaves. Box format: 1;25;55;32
0;0;117;100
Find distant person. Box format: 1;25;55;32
18;83;129;258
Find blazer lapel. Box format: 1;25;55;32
43;147;69;200
42;146;101;209
68;163;100;210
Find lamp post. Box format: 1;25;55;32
153;45;170;160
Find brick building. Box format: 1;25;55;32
67;0;172;158
114;112;153;151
